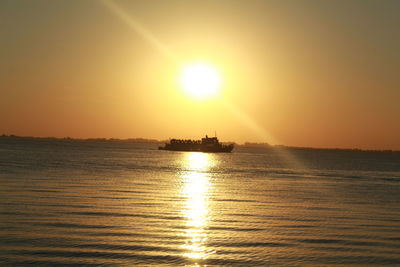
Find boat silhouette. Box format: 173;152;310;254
159;135;234;153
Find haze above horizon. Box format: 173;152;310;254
1;0;399;150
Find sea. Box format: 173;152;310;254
1;137;400;266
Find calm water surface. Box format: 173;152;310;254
1;138;400;266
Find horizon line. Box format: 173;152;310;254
1;134;399;153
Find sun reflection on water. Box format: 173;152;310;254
181;152;215;261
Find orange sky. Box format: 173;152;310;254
1;0;399;150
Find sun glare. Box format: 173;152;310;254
180;63;221;100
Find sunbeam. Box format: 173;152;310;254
221;99;307;170
101;0;178;62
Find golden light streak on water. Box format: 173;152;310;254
184;152;214;171
180;153;215;261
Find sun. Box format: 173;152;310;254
179;63;221;100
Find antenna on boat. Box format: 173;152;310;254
214;130;217;137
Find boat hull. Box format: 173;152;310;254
159;136;234;153
159;145;233;153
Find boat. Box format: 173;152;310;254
159;135;234;153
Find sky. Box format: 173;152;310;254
1;0;399;150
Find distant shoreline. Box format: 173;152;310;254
1;134;399;153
